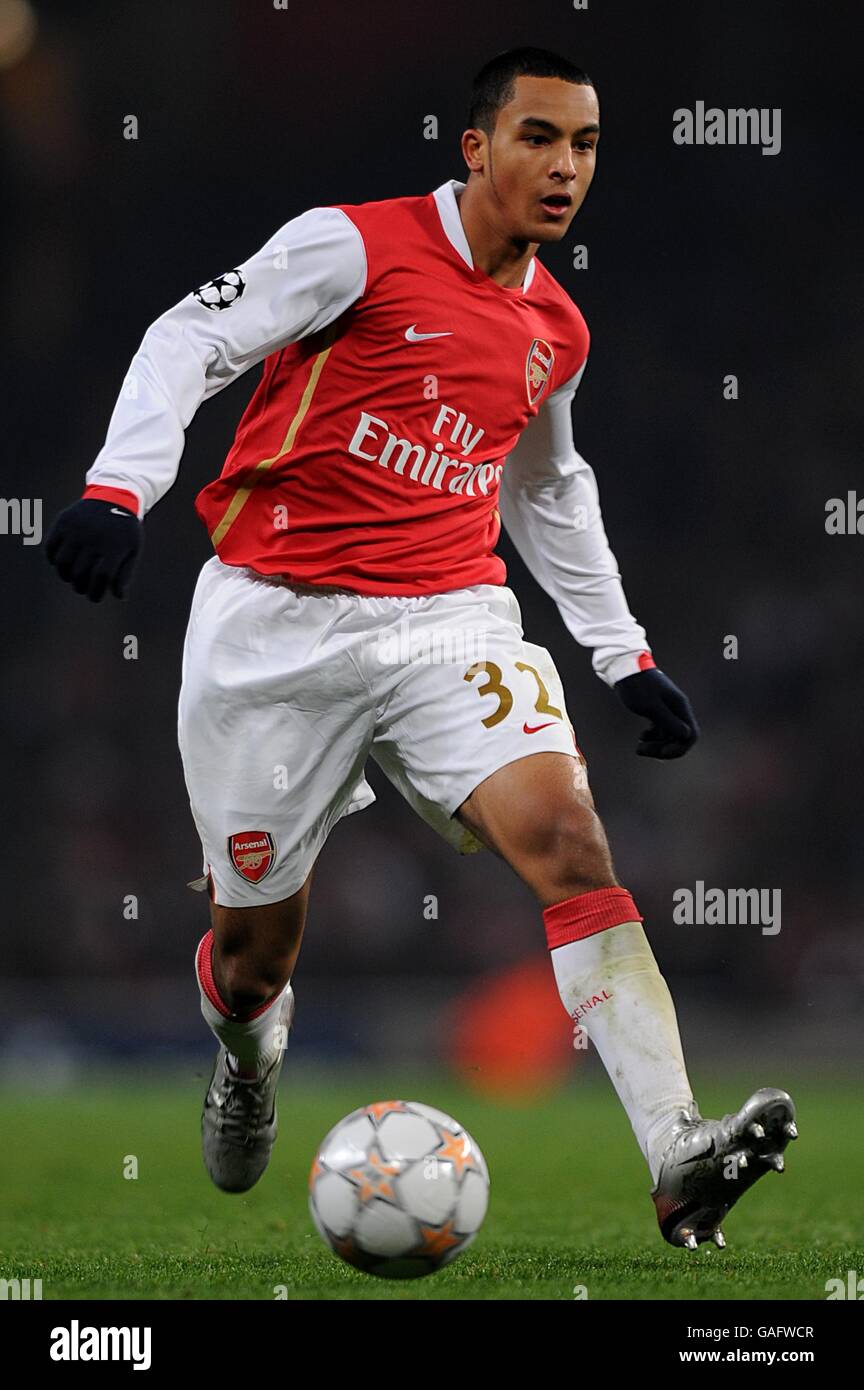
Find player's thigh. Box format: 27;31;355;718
455;751;616;896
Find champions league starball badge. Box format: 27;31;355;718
194;269;246;311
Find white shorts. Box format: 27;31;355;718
178;556;588;907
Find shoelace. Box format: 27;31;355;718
214;1060;276;1142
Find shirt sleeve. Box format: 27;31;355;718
82;206;368;519
498;362;655;687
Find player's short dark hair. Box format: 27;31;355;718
469;47;595;137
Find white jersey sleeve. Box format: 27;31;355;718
498;363;653;688
83;207;368;518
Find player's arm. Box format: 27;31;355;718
45;206;367;601
498;365;699;759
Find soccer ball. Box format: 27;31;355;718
193;268;246;311
308;1099;489;1279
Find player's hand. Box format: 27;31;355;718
45;498;142;602
614;668;700;759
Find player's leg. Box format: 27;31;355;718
179;559;379;1192
192;873;316;1194
368;583;795;1246
455;752;797;1250
455;750;699;1173
197;869;315;1079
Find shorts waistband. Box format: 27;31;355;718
241;569;362;598
237;566;517;609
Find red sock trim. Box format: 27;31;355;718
543;887;643;950
195;930;279;1021
196;931;231;1018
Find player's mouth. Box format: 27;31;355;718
538;193;572;218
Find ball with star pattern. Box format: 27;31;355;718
308;1099;489;1278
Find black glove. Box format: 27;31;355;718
45;498;142;602
614;668;700;760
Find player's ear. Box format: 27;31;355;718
461;127;486;173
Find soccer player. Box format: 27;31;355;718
46;47;796;1249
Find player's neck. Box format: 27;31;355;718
455;182;538;290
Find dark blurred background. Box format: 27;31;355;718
1;0;861;1094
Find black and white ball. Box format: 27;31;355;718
194;269;246;311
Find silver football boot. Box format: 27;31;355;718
201;984;295;1193
651;1086;797;1248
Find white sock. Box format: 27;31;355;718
547;906;695;1184
195;930;289;1078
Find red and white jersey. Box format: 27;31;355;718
83;180;653;685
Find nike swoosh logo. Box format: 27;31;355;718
523;721;557;734
110;507;131;515
405;324;453;342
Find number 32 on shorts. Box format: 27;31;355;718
462;657;585;763
462;658;556;727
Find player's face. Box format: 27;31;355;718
486;76;600;242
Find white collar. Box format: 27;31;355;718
432;179;536;293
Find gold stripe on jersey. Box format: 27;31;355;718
209;342;334;549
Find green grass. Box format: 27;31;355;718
0;1072;860;1299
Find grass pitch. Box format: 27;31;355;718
0;1071;859;1300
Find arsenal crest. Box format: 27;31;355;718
228;830;276;883
525;338;555;407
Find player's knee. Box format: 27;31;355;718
212;940;293;1013
217;957;291;1013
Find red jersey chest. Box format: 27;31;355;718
331;261;571;461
